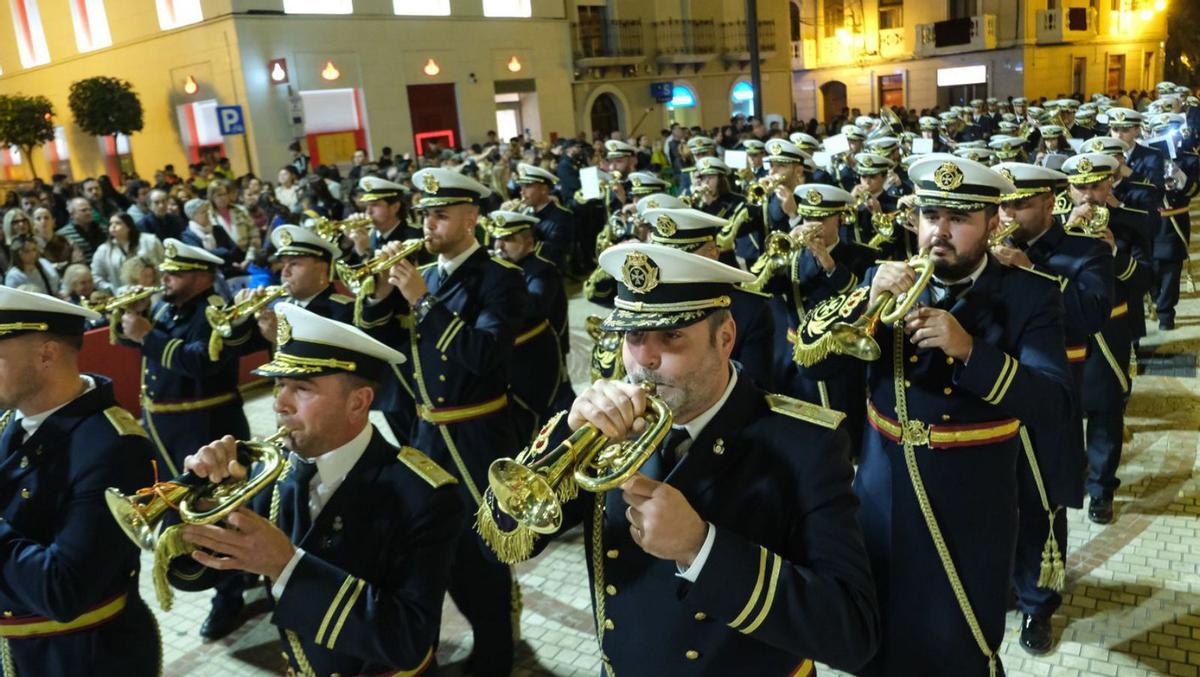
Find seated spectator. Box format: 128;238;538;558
118;255;160;295
275;166;301;211
5;235;60;295
30;206;81;272
91;212;164;292
207;178;258;258
182;198;246;279
60;263;98;305
139;188;187;241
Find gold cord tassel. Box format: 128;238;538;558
792;332;835;367
1036;508;1066;592
474;499;536;565
352;277;375;329
152;525;194;611
207;331;223;362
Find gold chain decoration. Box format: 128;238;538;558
891;330;997;676
590;496;615;676
1;636;14;677
1018;426;1065;591
286;630;317;677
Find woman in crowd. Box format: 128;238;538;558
208;178;258;260
5;235;60;295
31;206;81;272
60;263;98;306
275;166;301;211
91;212;164;292
118;255;160;295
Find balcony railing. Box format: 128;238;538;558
653;19;717;54
721;20;776;53
571;20;645;60
915;14;996;57
878;27;907;59
1035;7;1095;43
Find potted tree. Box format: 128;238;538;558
0;94;55;180
68;76;144;180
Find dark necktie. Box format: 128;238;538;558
931;280;973;309
290;459;319;535
644;427;691;481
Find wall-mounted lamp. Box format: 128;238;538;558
271;62;287;82
321;60;340;81
424;58;441;76
184;75;198;94
507;56;522;73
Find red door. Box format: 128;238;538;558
407;83;461;156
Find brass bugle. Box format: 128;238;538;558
743;230;811;293
335;237;430;295
988;220;1021;248
206;286;286;338
746;174;785;206
827;250;934;361
104;427;290;551
682;183;714;208
311;214;372;242
1064;204;1109;237
486;382;671;534
84;285;164;345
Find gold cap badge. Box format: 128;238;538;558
621;252;660;294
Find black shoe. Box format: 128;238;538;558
1088;495;1114;525
1019;614;1053;655
1160;318;1175;331
200;596;245;640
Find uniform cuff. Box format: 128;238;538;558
271;547;306;599
675;523;716;582
953;341;1017;406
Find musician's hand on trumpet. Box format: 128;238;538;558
622;473;707;568
347;222;371;256
777;181;798;219
120;300;153;343
990;243;1032;269
369;240;428;305
869;261;918;309
183;434;248;483
792;221;834;273
255;305;279;346
903;307;973;362
567;379;649;439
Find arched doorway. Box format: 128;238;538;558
590;93;622;140
820;81;847;126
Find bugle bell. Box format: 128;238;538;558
84;285;164;345
205;285;287;359
335;237;430;296
104;427;291;552
746;174;785;206
485;382;672;534
310;214;372;243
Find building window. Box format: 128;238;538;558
879;74;904;108
879;0;902;29
483;0;530;17
823;0;844;37
393;0;449;15
156;0;202;29
9;0;50;67
1107;54;1125;95
68;0;112;52
284;0;352;14
668;84;697;109
731;81;755;117
1142;50;1155;88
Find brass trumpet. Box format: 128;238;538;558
311;214;372;242
1065;204;1109;237
335;238;430;296
988;221;1021;248
84;285;164;345
486;382;672;534
715;206;751;253
682;183;714;208
795;250;934;365
205;286;287;360
746;175;785;206
104;427;291;552
743;230;815;293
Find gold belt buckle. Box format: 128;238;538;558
416;403;433;422
902;419;931;447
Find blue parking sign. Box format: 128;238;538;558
217;105;245;135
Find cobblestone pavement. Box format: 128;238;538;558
152;210;1200;676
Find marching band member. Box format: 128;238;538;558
477;242;880;675
349;176;425;265
358;168;528;676
800;156;1073;675
514;162;575;271
690;156;763;268
849;152;899;246
167;303;463;677
0;288;158;675
1147;113;1200;330
117;238;253;639
992;162;1115;654
1061;153;1153;525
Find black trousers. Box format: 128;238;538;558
448;512;516;677
1152;259;1183;324
1085;408;1125;500
1012;461;1068;618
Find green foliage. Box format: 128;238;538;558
67;76;144;139
0;94;55;179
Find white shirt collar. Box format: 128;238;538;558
293;422;373;490
375;222;399;240
439;241;481;277
674;366;738;444
16;375;96;437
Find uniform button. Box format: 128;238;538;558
19;488;30;499
903;380;911;388
2;611;10;617
693;612;707;621
941;414;951;421
605;584;617;595
415;333;422;340
909;355;918;363
438;375;446;382
606;549;619;559
943;387;953;395
685;650;700;660
437;397;445;403
18;457;27;468
946;357;955;365
604;619;615;630
440;355;448;362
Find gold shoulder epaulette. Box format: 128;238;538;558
491;255;522;271
1017;265;1066;290
104;406;148;438
397;446;458;488
764;394;845;430
330;293;354;304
